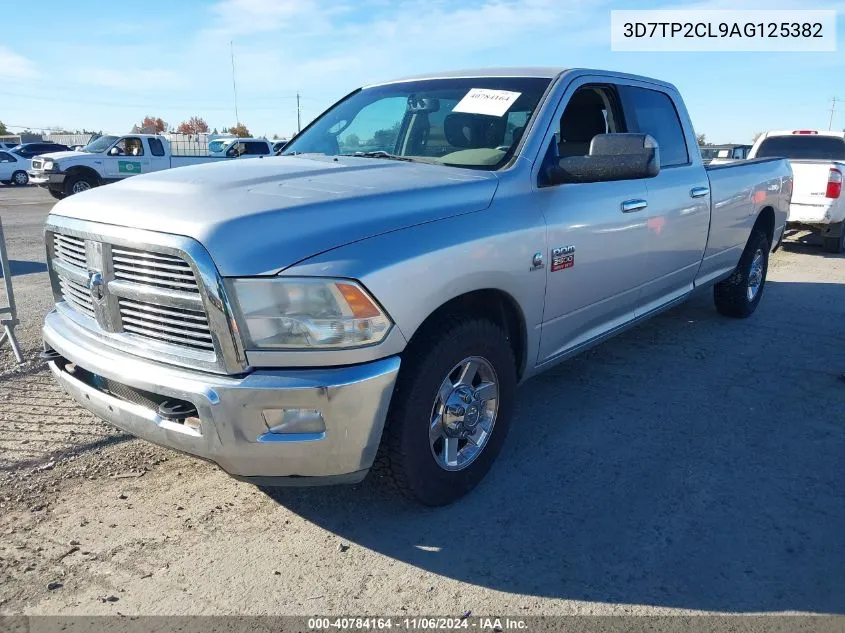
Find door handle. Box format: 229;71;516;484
621;199;648;213
690;187;710;198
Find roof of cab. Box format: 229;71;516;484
365;67;677;92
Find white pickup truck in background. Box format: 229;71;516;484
28;134;255;199
749;130;845;253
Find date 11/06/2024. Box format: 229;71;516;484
307;616;528;630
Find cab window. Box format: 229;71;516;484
552;86;625;158
113;137;145;156
148;138;165;156
0;151;15;162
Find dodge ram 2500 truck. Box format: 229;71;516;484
749;130;845;252
41;68;792;506
28;134;245;200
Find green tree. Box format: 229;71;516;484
0;120;10;135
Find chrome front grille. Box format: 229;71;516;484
46;224;238;371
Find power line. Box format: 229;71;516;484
0;90;307;110
230;41;239;124
829;96;840;131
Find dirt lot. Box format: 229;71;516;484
0;185;843;617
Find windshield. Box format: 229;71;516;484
282;77;552;169
756;135;845;160
81;135;119;153
208;139;233;153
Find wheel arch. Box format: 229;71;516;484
404;288;529;381
754;205;775;248
64;165;102;186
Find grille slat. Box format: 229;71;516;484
58;279;95;318
50;231;214;356
122;322;214;351
110;245;201;294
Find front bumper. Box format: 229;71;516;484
27;171;65;187
43;309;401;484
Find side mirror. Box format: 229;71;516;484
545;133;660;185
108;147;120;156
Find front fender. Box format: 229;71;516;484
282;201;547;373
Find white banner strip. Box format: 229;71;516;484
611;10;836;52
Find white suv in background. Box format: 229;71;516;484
208;137;273;157
749;130;845;253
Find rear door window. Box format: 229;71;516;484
755;135;845;160
246;141;270;155
148;138;165;156
619;86;689;167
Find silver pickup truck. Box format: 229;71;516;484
42;68;792;505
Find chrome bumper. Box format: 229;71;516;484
43;309;400;484
27;171;64;187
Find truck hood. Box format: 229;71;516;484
51;155;499;276
39;150;90;163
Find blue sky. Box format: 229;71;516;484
1;0;844;142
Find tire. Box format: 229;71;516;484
64;173;97;196
822;222;845;254
49;189;67;201
11;170;28;186
714;228;770;318
0;180;10;185
378;317;517;506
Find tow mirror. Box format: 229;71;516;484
545;133;660;185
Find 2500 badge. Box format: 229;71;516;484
551;245;575;272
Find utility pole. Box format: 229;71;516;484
296;92;301;133
230;41;240;124
829;96;839;130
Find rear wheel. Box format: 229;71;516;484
378;317;517;506
822;222;845;254
64;173;96;196
714;228;770;318
11;170;28;186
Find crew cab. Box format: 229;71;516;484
28;134;246;200
749;130;845;252
41;68;791;506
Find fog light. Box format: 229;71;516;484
263;408;326;434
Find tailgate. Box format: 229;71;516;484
788;160;843;205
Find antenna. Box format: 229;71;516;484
230;41;239;125
297;92;302;133
829;96;839;130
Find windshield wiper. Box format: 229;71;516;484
345;151;416;162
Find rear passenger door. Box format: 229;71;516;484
618;84;710;311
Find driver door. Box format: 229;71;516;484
103;137;150;179
0;151;16;181
534;80;652;365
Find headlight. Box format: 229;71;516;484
41;160;54;171
230;278;392;349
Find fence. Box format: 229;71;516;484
0;218;23;363
45;134;95;147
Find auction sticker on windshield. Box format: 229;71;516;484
453;88;521;117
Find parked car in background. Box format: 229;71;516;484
11;142;70;159
272;139;289;153
749;130;845;253
42;67;791;505
28;133;252;199
0;149;31;186
0;142;21;151
208;137;273;157
701;144;752;165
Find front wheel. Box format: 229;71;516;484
714;228;770;318
11;170;28;186
64;173;97;196
378;318;517;506
49;189;67;201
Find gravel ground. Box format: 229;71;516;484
0;185;843;618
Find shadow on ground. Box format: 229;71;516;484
264;280;845;613
0;259;48;277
